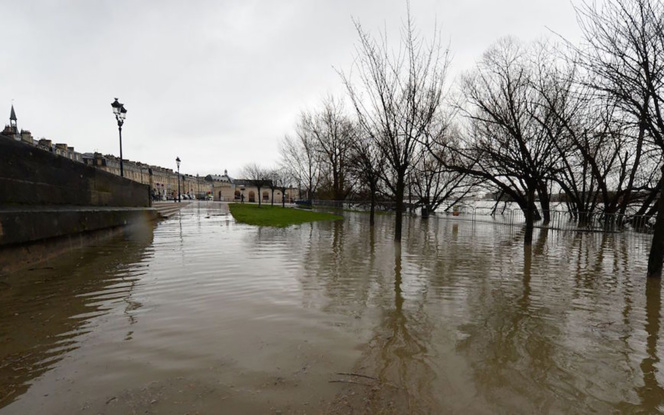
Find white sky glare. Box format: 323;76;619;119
3;0;581;177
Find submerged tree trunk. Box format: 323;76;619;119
421;196;430;219
369;186;376;227
648;166;664;278
395;177;406;241
525;185;536;246
515;193;542;222
537;181;551;225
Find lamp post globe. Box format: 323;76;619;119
176;157;181;203
110;98;127;177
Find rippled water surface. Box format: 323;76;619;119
1;202;663;414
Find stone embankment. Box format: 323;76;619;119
0;137;184;274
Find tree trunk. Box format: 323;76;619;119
422;196;430;219
648;166;664;278
537;181;551;225
370;186;376;227
395;176;405;241
525;185;536;246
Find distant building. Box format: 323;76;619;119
0;104;213;200
2;105;297;203
207;169;297;204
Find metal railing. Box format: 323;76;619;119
309;199;656;234
436;206;655;234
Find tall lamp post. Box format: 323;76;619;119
176;157;181;203
110;98;127;177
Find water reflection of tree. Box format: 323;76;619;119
328;216;530;413
454;228;575;413
328;241;438;414
637;278;664;410
414;217;520;301
0;223;154;409
308;214;661;412
298;214;391;318
452;226;664;413
616;277;664;413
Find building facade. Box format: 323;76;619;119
3;105;297;203
208;170;298;204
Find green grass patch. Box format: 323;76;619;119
229;203;343;227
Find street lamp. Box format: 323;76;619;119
176;157;181;203
110;98;127;177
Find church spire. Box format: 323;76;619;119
9;104;17;132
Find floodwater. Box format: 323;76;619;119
0;202;662;414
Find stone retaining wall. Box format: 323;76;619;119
0;136;157;274
0;137;150;207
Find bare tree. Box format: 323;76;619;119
279;116;323;202
516;42;654;227
303;96;355;201
538;72;658;224
411;139;476;216
241;162;270;207
348;134;386;226
341;8;450;241
265;168;280;206
265;168;295;208
451;39;563;245
573;0;664;277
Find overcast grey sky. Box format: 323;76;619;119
3;0;582;177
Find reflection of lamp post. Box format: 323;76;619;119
176;157;181;203
110;98;127;177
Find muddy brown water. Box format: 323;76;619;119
0;202;662;414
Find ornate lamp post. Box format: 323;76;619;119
110;98;127;177
176;157;181;203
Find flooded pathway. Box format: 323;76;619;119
0;202;662;414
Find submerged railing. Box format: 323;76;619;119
310;199;655;234
453;207;654;234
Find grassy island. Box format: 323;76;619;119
229;203;343;227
